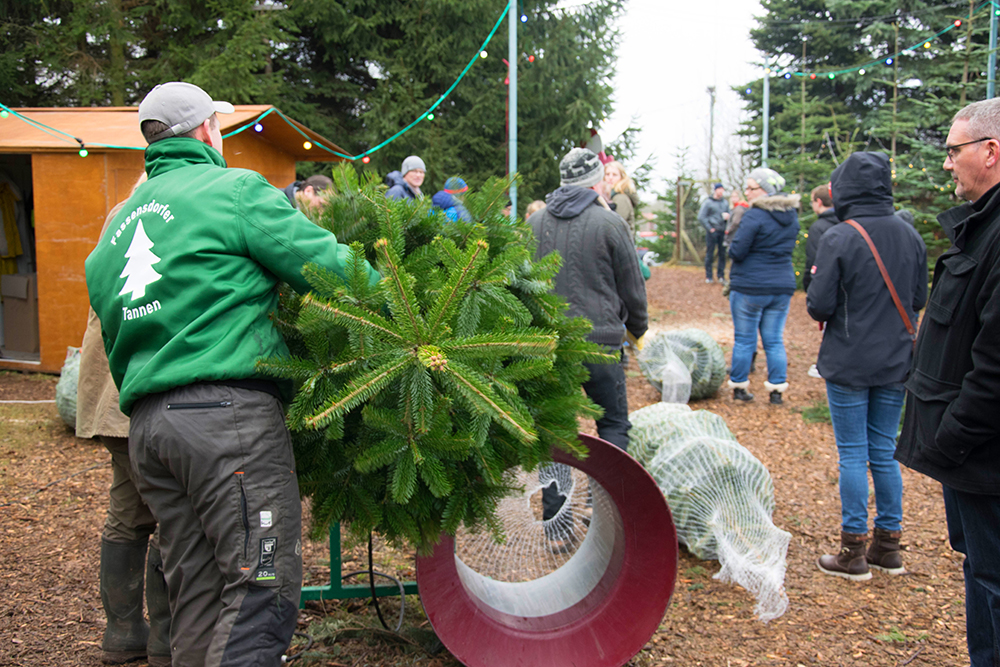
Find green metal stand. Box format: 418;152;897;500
300;523;418;606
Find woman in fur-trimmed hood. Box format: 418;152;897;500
726;167;800;404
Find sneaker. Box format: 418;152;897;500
705;278;714;283
733;387;754;402
769;390;783;405
808;364;823;379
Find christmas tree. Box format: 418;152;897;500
258;166;614;553
118;220;162;300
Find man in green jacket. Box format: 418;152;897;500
86;82;380;667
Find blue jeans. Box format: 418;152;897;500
705;230;726;280
825;381;904;534
943;486;1000;667
729;291;790;384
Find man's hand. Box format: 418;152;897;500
722;212;730;220
710;228;716;233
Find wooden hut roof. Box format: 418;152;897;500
0;105;349;161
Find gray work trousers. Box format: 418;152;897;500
130;383;302;667
100;435;157;544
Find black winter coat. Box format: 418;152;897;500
896;180;1000;495
807;152;927;388
802;208;839;292
532;186;648;347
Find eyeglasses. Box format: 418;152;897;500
945;137;994;160
745;185;764;192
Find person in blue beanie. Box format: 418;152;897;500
431;176;472;222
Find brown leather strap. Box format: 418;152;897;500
844;219;916;340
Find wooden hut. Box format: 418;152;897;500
0;106;348;373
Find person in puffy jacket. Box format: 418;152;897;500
385;155;426;200
807;152;927;582
431;176;472;222
727;167;799;405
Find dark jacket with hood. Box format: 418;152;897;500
531;186;648;347
385;171;419;200
806;152;927;388
431;190;472;222
727;193;800;295
895;179;1000;495
803;207;840;291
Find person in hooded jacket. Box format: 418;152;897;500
385;155;426;200
727;167;799;405
807;152;928;582
431;176;472;222
531;147;648;550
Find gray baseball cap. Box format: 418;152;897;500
138;82;235;143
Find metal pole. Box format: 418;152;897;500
762;61;770;167
508;0;518;221
990;6;998;99
707;86;716;185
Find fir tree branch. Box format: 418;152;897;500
304;356;411;429
374;238;426;342
437;360;537;444
299;293;405;343
425;238;489;339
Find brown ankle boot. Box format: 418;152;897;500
818;532;872;581
867;527;905;575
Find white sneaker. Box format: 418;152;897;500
808;364;823;379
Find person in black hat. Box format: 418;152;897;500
698;183;730;283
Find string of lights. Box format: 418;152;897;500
0;0;513;161
765;0;998;80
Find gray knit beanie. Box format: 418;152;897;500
747;167;785;196
559;147;604;188
401;155;426;176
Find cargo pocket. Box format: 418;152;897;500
904;369;963;467
926;253;976;325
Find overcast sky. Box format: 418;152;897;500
600;0;764;199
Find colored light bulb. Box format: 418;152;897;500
886;58;893;65
362;155;370;164
79;148;88;157
810;73;816;80
254;123;263;132
428;113;435;120
528;55;535;63
0;110;8;118
520;14;527;22
303;141;312;150
480;50;488;59
859;68;866;75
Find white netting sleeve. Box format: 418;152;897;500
638;329;727;401
635;338;692;403
629;402;790;622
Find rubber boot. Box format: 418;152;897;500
100;538;150;664
867;527;906;575
145;544;173;667
817;532;872;581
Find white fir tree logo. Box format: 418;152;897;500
118;220;162;301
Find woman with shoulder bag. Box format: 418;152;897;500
807;152;928;581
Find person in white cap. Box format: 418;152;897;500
385;155;426;200
85;81;380;667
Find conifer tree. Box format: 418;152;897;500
257;165;613;553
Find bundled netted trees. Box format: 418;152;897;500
257;166;612;553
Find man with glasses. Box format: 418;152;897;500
895;99;1000;667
